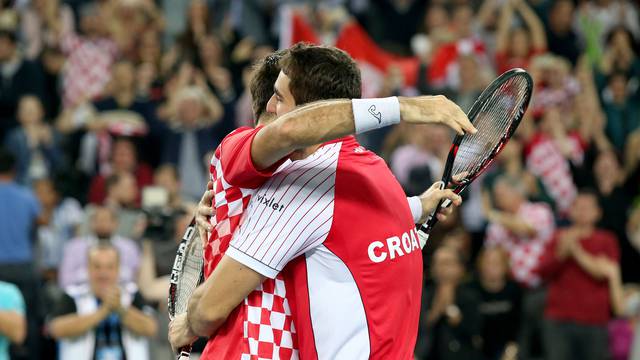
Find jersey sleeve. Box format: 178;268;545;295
407;196;422;223
225;154;338;278
218;126;287;189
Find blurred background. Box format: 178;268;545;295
0;0;638;359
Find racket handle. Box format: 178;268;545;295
416;181;451;249
176;345;193;360
417;224;430;249
417;211;438;249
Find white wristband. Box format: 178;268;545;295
407;196;423;224
352;97;401;134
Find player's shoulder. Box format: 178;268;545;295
222;126;257;142
215;126;259;160
330;136;384;164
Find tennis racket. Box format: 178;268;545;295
417;68;533;247
168;217;204;360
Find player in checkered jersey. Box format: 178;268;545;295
168;44;474;359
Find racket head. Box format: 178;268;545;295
442;68;533;190
418;68;533;239
168;217;205;320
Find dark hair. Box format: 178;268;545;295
434;245;465;266
605;26;638;54
576;187;600;199
111;136;138;161
249;49;288;120
280;43;361;105
608;70;628;84
0;29;16;43
476;245;510;272
0;148;16;174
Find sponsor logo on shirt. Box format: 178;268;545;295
367;228;421;263
254;193;286;212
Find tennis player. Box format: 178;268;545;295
169;44;473;359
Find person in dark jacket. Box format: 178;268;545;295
4;96;62;185
0;29;45;141
416;245;483;360
471;246;522;360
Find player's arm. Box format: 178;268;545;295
169;184;463;350
413;182;462;223
190;256;263;336
168;256;264;348
184;187;459;336
251;96;476;170
194;183;456;237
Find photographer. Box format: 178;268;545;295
138;210;194;360
140;164;189;242
138;210;193;303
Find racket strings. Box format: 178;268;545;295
451;76;530;181
172;237;204;317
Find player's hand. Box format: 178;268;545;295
399;95;476;135
168;313;197;353
196;181;214;247
418;182;462;223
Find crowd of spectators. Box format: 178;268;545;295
0;0;639;359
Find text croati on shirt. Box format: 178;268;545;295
227;136;423;359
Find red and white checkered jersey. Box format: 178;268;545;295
201;126;298;360
60;31;118;107
227;136;422;359
485;202;556;288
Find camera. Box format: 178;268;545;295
141;186;175;241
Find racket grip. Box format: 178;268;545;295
417;215;436;249
417;226;430;249
416;180;454;249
